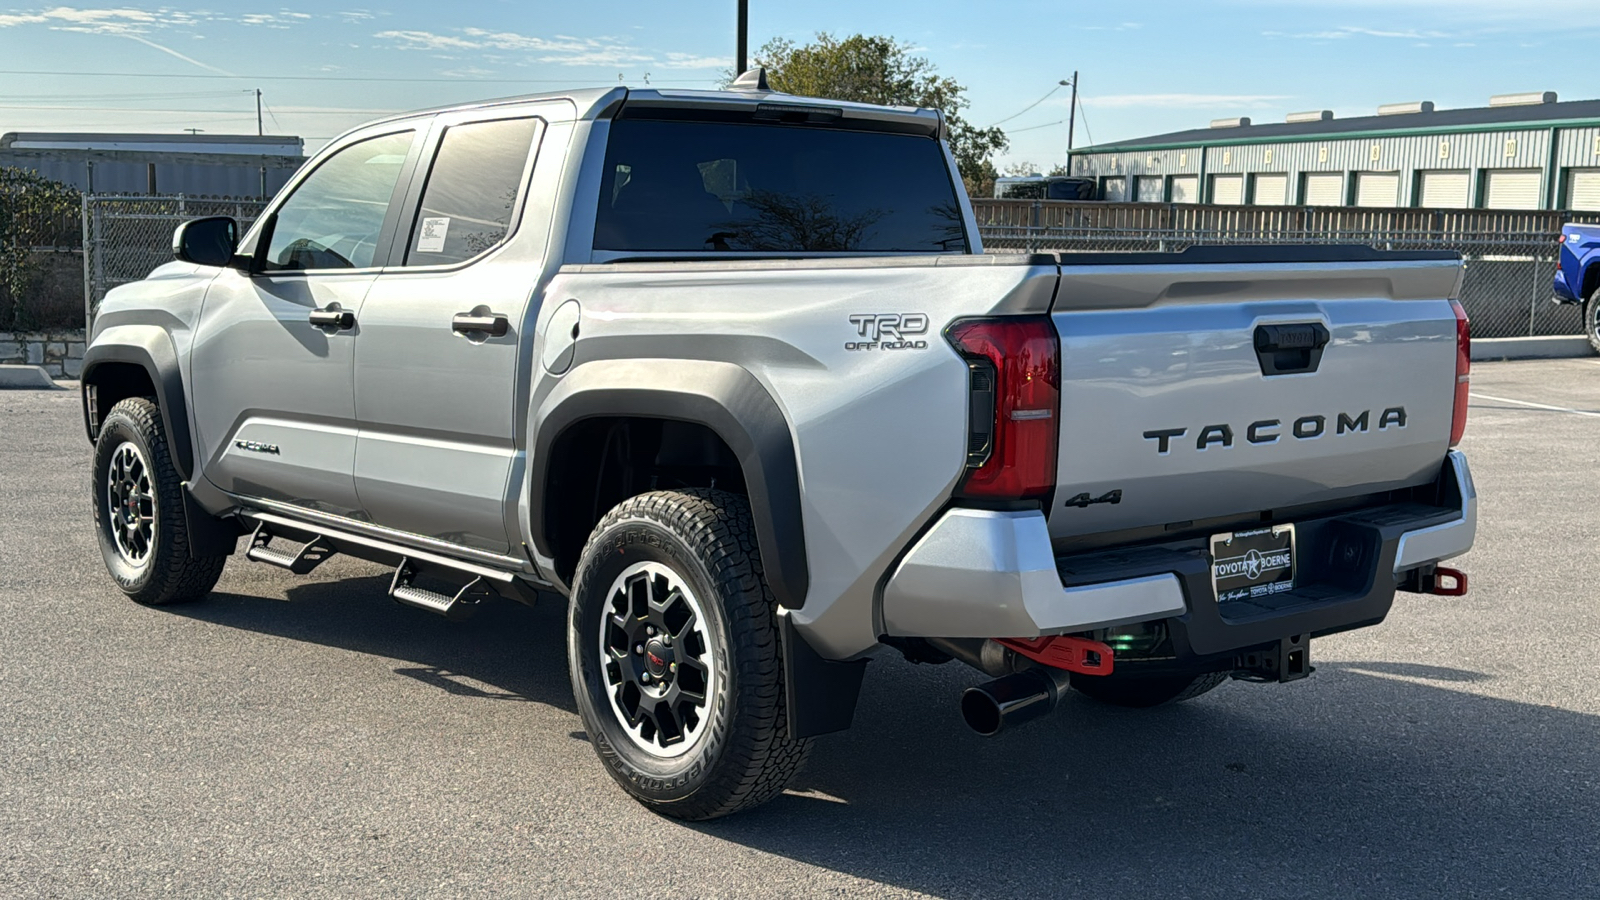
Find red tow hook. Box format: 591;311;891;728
995;636;1115;677
1431;567;1469;596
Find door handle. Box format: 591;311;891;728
308;307;355;330
452;312;509;337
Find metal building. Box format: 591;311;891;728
0;132;305;198
1068;92;1600;210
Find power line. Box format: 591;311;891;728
1076;99;1096;148
0;68;718;84
987;81;1068;128
1006;119;1067;135
0;105;397;114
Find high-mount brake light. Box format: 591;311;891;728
1450;299;1470;447
946;317;1060;500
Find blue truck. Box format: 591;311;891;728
1553;224;1600;352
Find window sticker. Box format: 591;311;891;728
416;216;450;253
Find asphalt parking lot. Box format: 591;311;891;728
2;359;1597;899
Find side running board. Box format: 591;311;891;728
242;511;542;616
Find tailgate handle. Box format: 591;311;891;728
1254;323;1330;376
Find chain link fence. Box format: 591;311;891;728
82;194;1580;339
83;195;266;321
975;200;1583;339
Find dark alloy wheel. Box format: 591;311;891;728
568;489;809;820
1070;669;1229;709
1586;288;1600;355
92;397;226;605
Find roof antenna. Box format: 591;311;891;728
729;67;769;92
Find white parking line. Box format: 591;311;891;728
1469;392;1600;418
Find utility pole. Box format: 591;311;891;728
1066;71;1079;151
255;88;263;136
736;0;748;75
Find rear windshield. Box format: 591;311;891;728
594;119;966;254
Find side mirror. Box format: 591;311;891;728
172;216;240;268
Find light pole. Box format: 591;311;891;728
1066;71;1079;152
736;0;748;75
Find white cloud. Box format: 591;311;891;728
657;52;730;70
1086;93;1293;109
376;26;712;68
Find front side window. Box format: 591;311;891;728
404;117;541;266
264;130;414;271
595;119;966;253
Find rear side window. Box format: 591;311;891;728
595;119;966;253
404;116;541;266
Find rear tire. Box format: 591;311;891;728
92;397;226;606
1070;670;1229;709
568;489;809;820
1586;288;1600;355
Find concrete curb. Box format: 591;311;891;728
0;365;66;389
1472;336;1596;362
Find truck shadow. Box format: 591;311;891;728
695;656;1600;898
182;570;577;714
169;574;1599;896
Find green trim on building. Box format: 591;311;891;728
1079;116;1600;155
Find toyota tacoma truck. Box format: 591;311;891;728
1553;223;1600;353
81;72;1478;820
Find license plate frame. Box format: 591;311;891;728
1210;524;1296;603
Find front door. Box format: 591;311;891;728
352;112;547;554
191;127;421;517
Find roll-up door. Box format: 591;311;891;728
1418;171;1471;208
1354;172;1400;208
1135;176;1164;203
1102;177;1128;202
1253;174;1288;205
1210;174;1244;205
1303;173;1344;206
1483;169;1542;209
1170;176;1199;204
1568;170;1600;211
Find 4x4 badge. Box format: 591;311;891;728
1063;489;1122;509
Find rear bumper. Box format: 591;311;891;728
882;452;1476;657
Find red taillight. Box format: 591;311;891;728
1450;299;1470;447
947;317;1060;500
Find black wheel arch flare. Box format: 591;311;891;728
80;330;194;481
531;359;809;611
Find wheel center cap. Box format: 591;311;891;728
643;638;674;680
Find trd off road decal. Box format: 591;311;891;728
845;313;929;351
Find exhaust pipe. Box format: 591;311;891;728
960;668;1073;736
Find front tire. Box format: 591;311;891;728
1070;669;1229;708
92;397;226;605
568;489;809;820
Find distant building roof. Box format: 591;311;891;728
1079;97;1600;153
0;132;303;156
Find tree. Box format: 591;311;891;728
739;33;1008;198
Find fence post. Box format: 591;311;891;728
81;194;94;331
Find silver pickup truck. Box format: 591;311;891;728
81;75;1477;820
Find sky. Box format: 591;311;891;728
0;0;1595;168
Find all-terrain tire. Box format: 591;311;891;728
1070;669;1229;709
1585;288;1600;355
568;489;809;820
92;397;226;605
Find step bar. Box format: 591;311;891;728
241;510;542;615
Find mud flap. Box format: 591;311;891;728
779;611;868;739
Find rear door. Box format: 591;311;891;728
351;108;550;554
1045;250;1463;543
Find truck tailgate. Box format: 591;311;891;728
1045;252;1465;542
